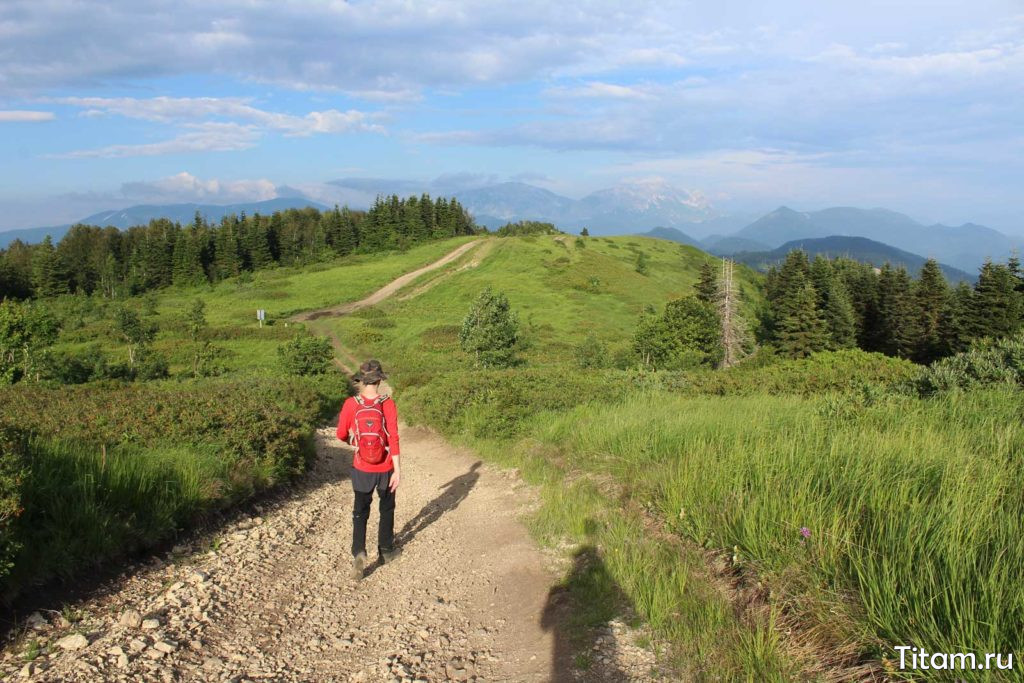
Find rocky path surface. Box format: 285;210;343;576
2;240;666;682
4;427;661;682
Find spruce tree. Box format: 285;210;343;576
31;236;67;297
912;259;950;363
876;265;919;358
695;261;717;303
776;280;829;358
939;282;973;356
247;215;274;269
971;261;1023;340
459;288;520;368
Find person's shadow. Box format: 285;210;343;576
541;544;634;682
396;461;482;546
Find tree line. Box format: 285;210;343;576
0;194;478;300
762;251;1024;362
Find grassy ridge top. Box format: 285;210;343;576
326;234;763;370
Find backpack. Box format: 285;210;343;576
351;395;390;465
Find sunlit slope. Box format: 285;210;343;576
325;234;763;370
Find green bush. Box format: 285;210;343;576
574;334;608;369
135;349;170;380
403;367;629;439
278;333;334;375
917;333;1024;395
678;349;919;396
0;425;27;582
0;376;333;597
459;288;520;368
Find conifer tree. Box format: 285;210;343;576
776;279;828;358
875;265;919;358
247;215;274;269
694;261;717;303
939;282;973;356
31;236;67;297
971;261;1022;340
912;259;950;363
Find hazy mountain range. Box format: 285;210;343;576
644;228;974;283
2;179;1018;273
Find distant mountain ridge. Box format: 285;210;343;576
733;206;1017;272
730;235;975;283
329;177;716;233
3;181;1018;273
0;198;328;248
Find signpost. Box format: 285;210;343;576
257;309;266;328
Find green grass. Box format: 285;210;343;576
315;235;1024;679
465;388;1024;681
43;236;477;377
323;235;762;373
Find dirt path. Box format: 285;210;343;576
2;239;665;682
292;240;485;323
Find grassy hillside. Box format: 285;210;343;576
322;234;762;372
0;237;475;597
308;233;1023;680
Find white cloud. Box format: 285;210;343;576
48;97;383;157
55;96;384;136
121;172;277;203
54;122;260;158
0;110;54;122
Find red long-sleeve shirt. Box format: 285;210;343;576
336;395;401;472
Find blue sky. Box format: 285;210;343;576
0;0;1022;233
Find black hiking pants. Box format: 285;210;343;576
351;468;395;557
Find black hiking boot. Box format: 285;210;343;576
351;551;367;581
380;547;402;564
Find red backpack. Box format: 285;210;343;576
351;395;390;465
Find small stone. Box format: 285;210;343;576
145;647;165;660
119;609;143;628
25;612;47;630
108;646;126;657
56;633;89;651
141;618;160;630
186;569;210;584
129;639;147;653
202;656;224;671
19;663;36;678
117;653;129;668
154;640;177;654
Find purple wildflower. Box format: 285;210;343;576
800;527;811;539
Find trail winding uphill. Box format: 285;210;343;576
2;240;665;682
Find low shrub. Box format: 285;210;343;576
403;367;629;439
278;333;334;375
0;376;334;596
680;349;919;396
917;333;1024;395
0;425;27;582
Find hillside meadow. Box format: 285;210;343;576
4;231;1022;681
0;237;473;598
322;233;1023;680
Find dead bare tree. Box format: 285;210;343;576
717;258;751;368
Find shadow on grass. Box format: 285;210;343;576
541;544;637;682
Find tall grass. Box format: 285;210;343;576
531;388;1024;679
5;439;232;595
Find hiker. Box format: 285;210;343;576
337;359;402;580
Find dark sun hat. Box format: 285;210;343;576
353;359;387;384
